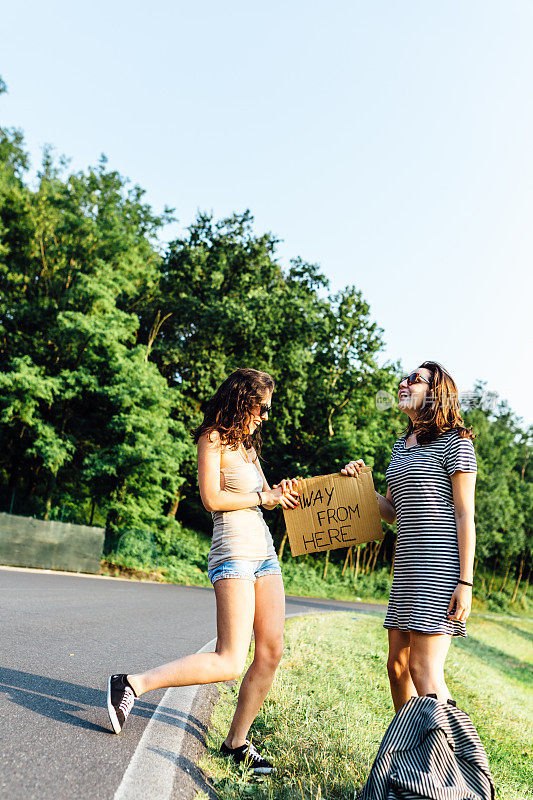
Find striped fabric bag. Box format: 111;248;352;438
358;696;495;799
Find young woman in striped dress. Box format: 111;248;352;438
342;361;477;711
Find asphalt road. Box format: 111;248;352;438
0;566;385;800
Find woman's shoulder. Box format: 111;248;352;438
436;428;458;442
441;428;477;474
438;428;474;445
197;429;223;451
434;429;476;462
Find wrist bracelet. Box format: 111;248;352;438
458;579;473;587
256;491;262;505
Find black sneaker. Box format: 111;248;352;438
220;740;275;774
107;674;136;734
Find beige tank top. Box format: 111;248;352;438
208;462;276;571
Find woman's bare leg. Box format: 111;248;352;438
408;631;452;701
224;574;285;748
127;579;255;697
387;629;417;712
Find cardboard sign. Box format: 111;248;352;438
282;467;383;556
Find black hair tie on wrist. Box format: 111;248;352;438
458;579;473;587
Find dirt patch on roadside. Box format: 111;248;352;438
100;559;166;582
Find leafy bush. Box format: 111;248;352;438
106;524;211;585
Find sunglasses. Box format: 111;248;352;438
398;371;430;389
259;404;271;417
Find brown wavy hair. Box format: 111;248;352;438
404;361;475;444
192;368;275;455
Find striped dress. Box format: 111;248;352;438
384;429;477;637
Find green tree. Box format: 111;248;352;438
463;388;531;599
0;127;186;548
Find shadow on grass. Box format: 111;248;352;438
455;636;533;685
490;618;533;645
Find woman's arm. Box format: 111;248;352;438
341;459;396;524
447;471;477;622
198;434;284;512
378;486;397;525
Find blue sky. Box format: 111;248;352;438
2;0;532;423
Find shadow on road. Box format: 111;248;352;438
0;667;209;743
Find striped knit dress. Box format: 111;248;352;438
384;429;477;637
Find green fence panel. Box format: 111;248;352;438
0;513;104;574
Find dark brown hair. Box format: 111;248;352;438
192;368;275;455
405;361;475;444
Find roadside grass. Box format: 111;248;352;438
200;613;533;800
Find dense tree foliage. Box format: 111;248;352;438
0;86;530;600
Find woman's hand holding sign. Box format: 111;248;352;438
263;478;300;510
341;458;396;525
341;459;366;477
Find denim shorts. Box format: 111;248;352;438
208;555;282;585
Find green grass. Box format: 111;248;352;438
200;612;533;800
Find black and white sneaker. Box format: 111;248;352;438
220;740;275;774
107;674;136;734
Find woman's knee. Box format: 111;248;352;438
408;653;431;687
217;652;247;681
254;639;283;670
387;654;410;684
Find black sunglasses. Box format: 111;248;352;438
259;403;271;417
398;371;430;388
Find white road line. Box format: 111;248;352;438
113;637;217;800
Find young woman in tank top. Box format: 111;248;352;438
107;368;299;773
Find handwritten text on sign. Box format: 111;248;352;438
282;468;383;557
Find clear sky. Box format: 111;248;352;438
2;0;532;423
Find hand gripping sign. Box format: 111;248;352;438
282;467;383;556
